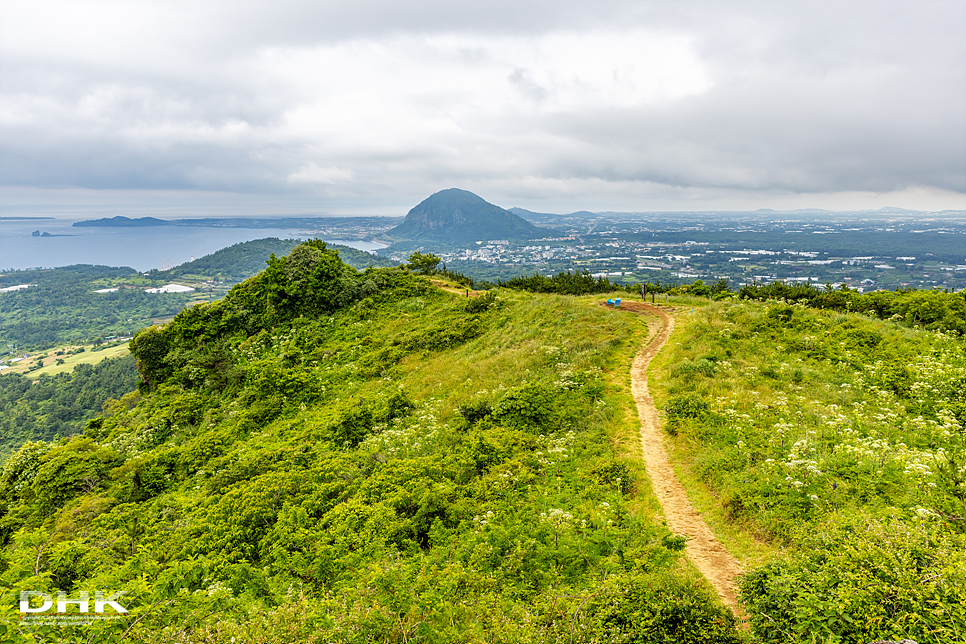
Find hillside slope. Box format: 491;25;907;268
386;188;544;244
649;299;966;643
1;241;740;643
154;238;399;282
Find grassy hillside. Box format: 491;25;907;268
650;299;966;643
0;242;740;643
152;238;399;282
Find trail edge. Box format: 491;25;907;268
626;302;746;621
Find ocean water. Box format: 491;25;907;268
0;218;385;272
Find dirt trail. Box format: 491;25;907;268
620;301;746;620
430;279;482;298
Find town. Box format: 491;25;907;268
382;211;966;291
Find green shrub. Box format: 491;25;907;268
32;437;120;513
465;290;499;313
129;324;174;391
588;573;742;644
676;358;719;378
664;394;710;419
740;516;966;644
498;269;636;295
458;399;493;425
591;460;633;493
493;381;557;431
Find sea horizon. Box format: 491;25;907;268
0;213;387;273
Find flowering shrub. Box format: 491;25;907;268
653;300;966;643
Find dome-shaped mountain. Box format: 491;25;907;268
386;189;543;243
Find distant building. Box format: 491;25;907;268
145;284;195;294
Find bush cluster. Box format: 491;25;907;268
740;282;966;334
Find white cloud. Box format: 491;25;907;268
287;164;354;185
0;0;963;211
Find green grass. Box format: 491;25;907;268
665;438;777;566
649;299;966;643
5;342;131;377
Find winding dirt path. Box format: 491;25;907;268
620;301;746;620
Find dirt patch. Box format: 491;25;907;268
621;302;746;623
430;279;481;297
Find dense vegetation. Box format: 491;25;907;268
650;299;966;643
1;242;740;643
498;270;641;295
739;281;966;334
0;266;190;350
0;356;139;459
148;239;398;282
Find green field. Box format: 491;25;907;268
2;342;131;378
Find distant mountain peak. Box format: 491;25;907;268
876;206;920;213
386;189;543;243
73;216;172;227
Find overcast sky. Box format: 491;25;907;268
1;0;964;215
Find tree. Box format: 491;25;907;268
710;278;731;295
262;241;358;318
688;280;712;297
406;252;441;275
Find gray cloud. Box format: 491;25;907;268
0;0;963;212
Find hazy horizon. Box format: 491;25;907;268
2;186;964;222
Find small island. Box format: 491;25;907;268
72;216;172;227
